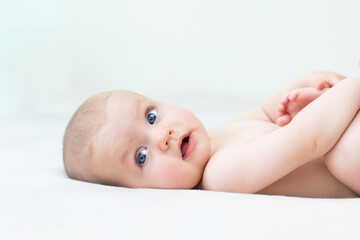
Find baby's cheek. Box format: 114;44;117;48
151;162;177;183
161;167;190;187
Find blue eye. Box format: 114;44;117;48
137;149;147;166
147;109;157;125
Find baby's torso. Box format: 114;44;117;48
208;120;278;153
205;119;357;198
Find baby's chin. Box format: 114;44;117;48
152;172;204;189
156;181;200;189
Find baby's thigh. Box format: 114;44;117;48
324;110;360;195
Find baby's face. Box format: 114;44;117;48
92;91;211;189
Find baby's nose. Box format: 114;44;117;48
157;128;174;151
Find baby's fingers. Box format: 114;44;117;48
318;72;347;90
317;80;331;90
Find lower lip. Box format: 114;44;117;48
183;133;195;160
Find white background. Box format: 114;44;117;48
1;0;360;118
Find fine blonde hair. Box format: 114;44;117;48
63;92;112;182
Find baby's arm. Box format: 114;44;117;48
262;71;345;123
202;77;360;193
230;71;345;123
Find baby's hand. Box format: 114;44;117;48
317;79;339;90
276;87;327;127
297;71;346;90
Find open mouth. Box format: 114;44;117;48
179;133;195;160
180;136;189;158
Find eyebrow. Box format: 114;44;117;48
135;97;145;121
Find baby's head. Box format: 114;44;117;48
63;90;211;189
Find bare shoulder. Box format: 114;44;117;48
231;106;273;123
200;142;256;193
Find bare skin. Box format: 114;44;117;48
276;79;335;127
325;110;360;195
275;85;360;196
207;118;357;198
276;87;326;127
200;74;360;198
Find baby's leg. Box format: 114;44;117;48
324;110;360;196
276;87;327;126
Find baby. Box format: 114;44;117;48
63;71;360;198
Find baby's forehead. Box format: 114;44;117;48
94;91;145;170
107;90;146;106
104;90;148;126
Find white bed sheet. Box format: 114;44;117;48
1;96;360;240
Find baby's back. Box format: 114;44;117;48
201;120;357;198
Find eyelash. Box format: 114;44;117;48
136;148;147;167
146;106;158;124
